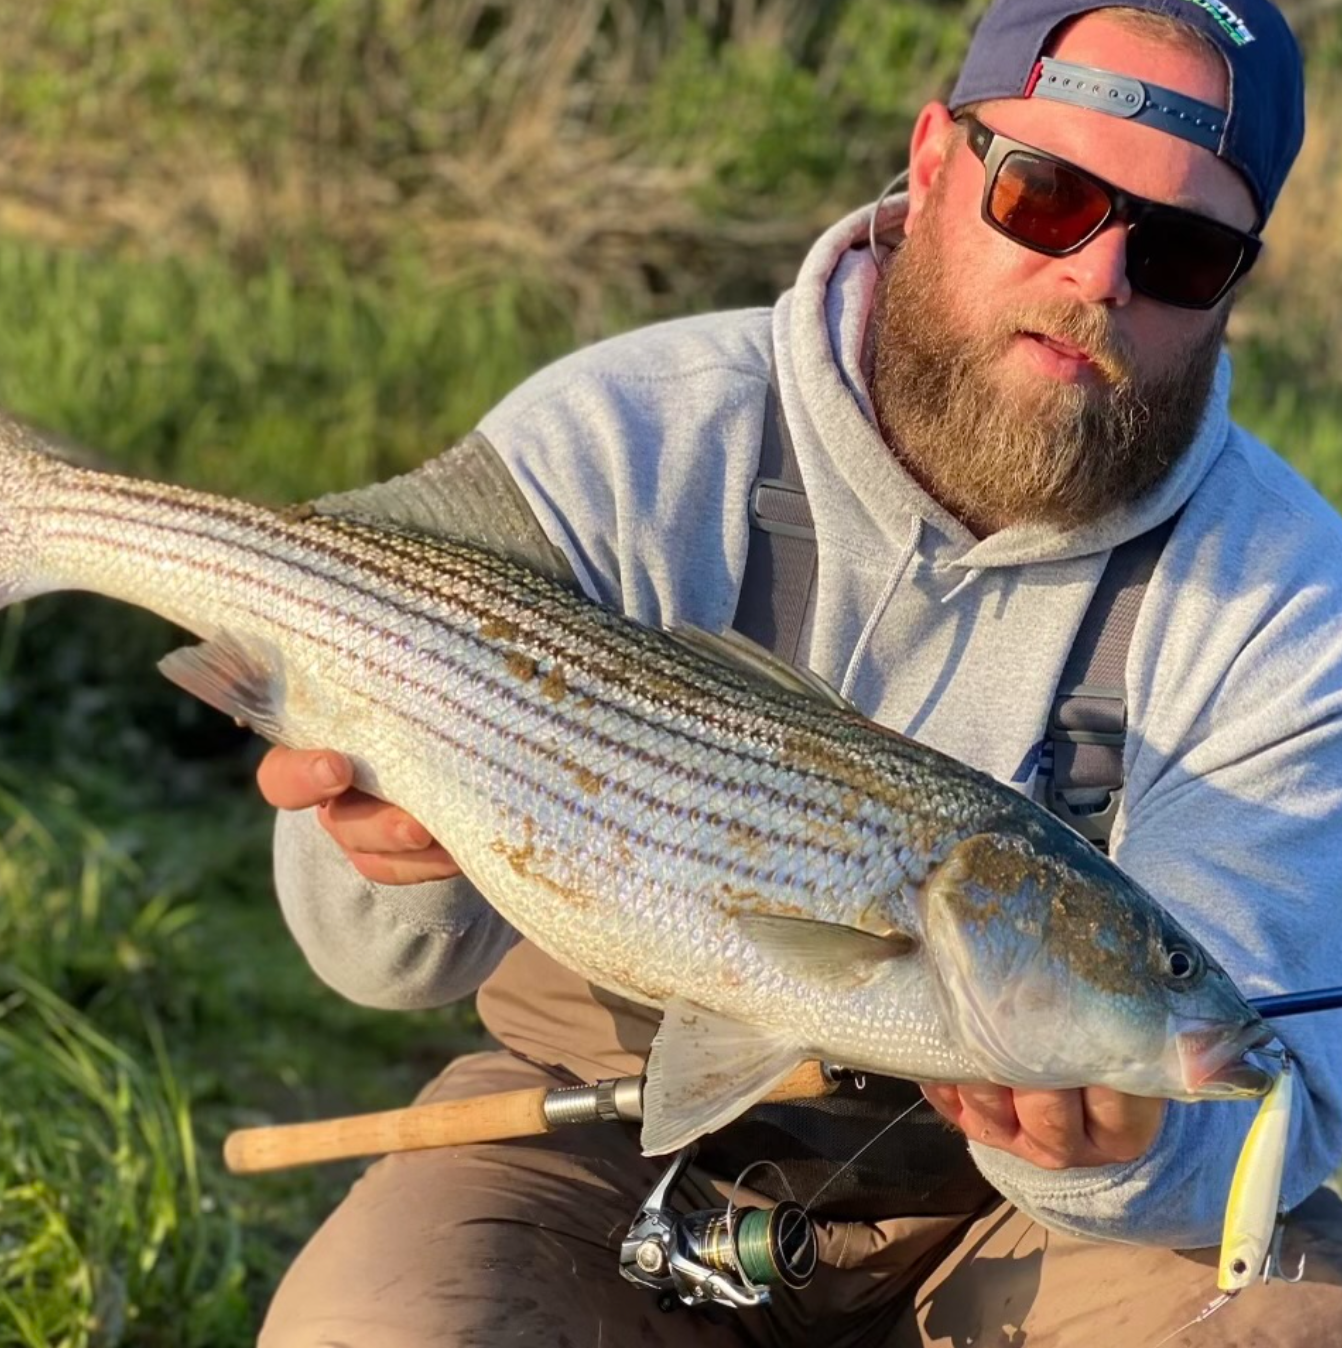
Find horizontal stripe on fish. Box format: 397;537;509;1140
30;506;960;850
31;524;926;898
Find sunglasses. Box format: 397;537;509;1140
956;114;1261;310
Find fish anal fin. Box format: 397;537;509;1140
640;999;804;1155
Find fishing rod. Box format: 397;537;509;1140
222;1060;844;1175
223;1064;845;1310
224;987;1342;1176
222;989;1342;1313
1249;986;1342;1019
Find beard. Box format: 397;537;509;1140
869;198;1228;536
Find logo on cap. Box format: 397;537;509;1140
1177;0;1256;45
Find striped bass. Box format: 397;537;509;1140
0;419;1272;1154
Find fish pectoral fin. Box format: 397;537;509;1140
640;999;804;1156
736;914;917;987
665;625;856;710
158;631;292;745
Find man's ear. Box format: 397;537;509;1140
904;102;957;236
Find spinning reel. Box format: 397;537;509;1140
619;1144;818;1312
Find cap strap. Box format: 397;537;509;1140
1029;57;1225;152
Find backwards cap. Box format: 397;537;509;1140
948;0;1305;222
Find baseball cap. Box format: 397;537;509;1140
948;0;1305;223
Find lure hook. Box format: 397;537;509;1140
1265;1216;1306;1284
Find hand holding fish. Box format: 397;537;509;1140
257;746;461;886
920;1082;1165;1169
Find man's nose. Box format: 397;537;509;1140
1058;222;1133;307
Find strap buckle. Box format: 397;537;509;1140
1044;683;1127;851
1043;778;1123;851
749;478;815;540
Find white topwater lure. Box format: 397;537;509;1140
1157;1053;1303;1345
1218;1051;1303;1293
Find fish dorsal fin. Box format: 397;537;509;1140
736;914;917;987
306;432;578;588
667;625;854;710
640;999;805;1155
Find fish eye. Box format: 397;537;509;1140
1164;944;1203;983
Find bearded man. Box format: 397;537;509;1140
257;0;1342;1343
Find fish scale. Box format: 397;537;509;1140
0;418;1272;1153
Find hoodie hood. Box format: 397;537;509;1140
775;196;1236;573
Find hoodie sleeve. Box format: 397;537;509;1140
272;809;519;1009
969;451;1342;1247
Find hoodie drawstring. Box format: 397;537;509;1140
941;567;982;604
840;515;922;702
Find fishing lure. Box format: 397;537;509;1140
1218;1051;1302;1293
1157;1053;1303;1345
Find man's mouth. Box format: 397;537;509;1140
1023;331;1094;365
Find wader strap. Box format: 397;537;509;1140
1043;513;1180;851
735;352;1178;855
732;360;817;664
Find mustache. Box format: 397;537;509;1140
990;302;1138;384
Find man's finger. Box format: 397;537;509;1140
257;747;354;810
321;791;438;855
1082;1086;1165;1162
1013;1087;1086;1164
346;848;463;886
955;1082;1021;1144
920;1084;965;1126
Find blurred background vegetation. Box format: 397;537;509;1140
1;0;1339;1341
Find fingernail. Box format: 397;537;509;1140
314;755;342;791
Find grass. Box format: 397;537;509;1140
1228;75;1342;497
0;760;475;1345
0;972;244;1347
0;239;580;502
0;775;250;1346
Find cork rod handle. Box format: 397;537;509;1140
223;1060;835;1175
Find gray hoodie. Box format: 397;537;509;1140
274;199;1342;1248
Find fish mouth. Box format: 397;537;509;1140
1177;1021;1276;1098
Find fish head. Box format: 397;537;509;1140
919;830;1272;1100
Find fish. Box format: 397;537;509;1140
0;417;1273;1155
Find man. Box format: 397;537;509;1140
258;0;1342;1342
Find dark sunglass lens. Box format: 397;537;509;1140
1128;212;1244;308
990;153;1111;252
